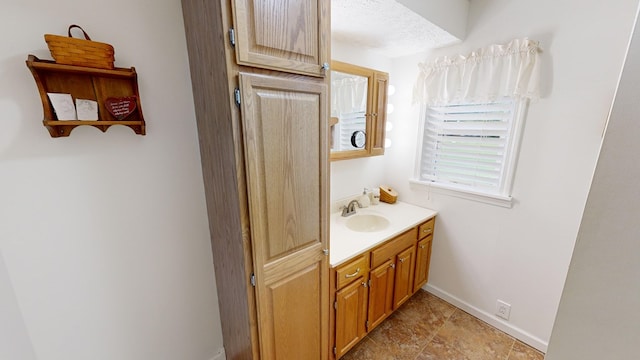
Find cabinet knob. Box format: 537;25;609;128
390;263;395;269
419;245;426;249
322;62;330;71
399;257;405;263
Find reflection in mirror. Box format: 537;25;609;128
330;70;368;152
329;61;389;161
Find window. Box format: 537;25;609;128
411;38;540;206
414;98;527;206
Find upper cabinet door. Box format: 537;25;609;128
231;0;329;77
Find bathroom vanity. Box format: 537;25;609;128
329;202;437;358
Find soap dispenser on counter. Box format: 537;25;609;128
359;188;370;208
369;187;380;205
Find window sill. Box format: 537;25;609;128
409;179;513;208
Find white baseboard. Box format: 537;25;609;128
424;284;548;353
210;347;226;360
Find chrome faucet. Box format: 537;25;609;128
341;199;362;217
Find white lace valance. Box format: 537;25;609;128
413;38;541;105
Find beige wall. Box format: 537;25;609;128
382;0;638;351
0;1;224;359
546;5;640;359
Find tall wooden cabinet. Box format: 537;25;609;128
181;1;330;359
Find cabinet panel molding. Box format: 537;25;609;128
393;246;416;309
335;277;368;357
240;72;329;360
367;259;395;331
414;235;433;292
232;0;329;77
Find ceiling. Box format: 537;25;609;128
331;0;463;57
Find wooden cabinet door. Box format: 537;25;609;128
239;72;329;360
393;246;416;309
413;235;433;293
367;259;395;331
231;0;329;77
335;278;368;358
370;71;388;156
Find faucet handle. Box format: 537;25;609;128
340;205;349;216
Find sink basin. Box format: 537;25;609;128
346;214;390;232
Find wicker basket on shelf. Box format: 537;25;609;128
44;25;114;69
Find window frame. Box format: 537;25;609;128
411;97;529;208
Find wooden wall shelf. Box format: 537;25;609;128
26;55;145;137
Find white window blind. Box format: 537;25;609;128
334;111;366;151
419;99;521;196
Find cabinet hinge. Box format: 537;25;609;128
234;88;241;107
334;301;337;310
333;347;337;355
228;28;236;47
366;320;370;329
250;272;256;287
368;279;372;287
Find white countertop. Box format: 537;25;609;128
330;201;437;266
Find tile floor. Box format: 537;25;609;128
341;290;545;360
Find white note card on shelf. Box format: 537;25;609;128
76;99;98;120
47;93;76;120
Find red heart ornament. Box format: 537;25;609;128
105;96;137;120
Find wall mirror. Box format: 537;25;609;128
330;60;389;161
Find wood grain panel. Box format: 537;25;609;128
370;71;388;156
335;277;368;358
232;0;329;77
336;253;369;290
181;0;255;358
254;87;320;259
370;227;417;269
418;218;435;239
367;259;395;331
393;246;416;309
268;262;322;359
240;72;329;360
253;0;317;58
413;235;433;293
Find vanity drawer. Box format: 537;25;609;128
418;218;435;239
371;227;417;269
336;253;369;290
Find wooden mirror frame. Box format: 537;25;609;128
330;60;388;161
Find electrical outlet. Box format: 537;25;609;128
496;300;511;320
